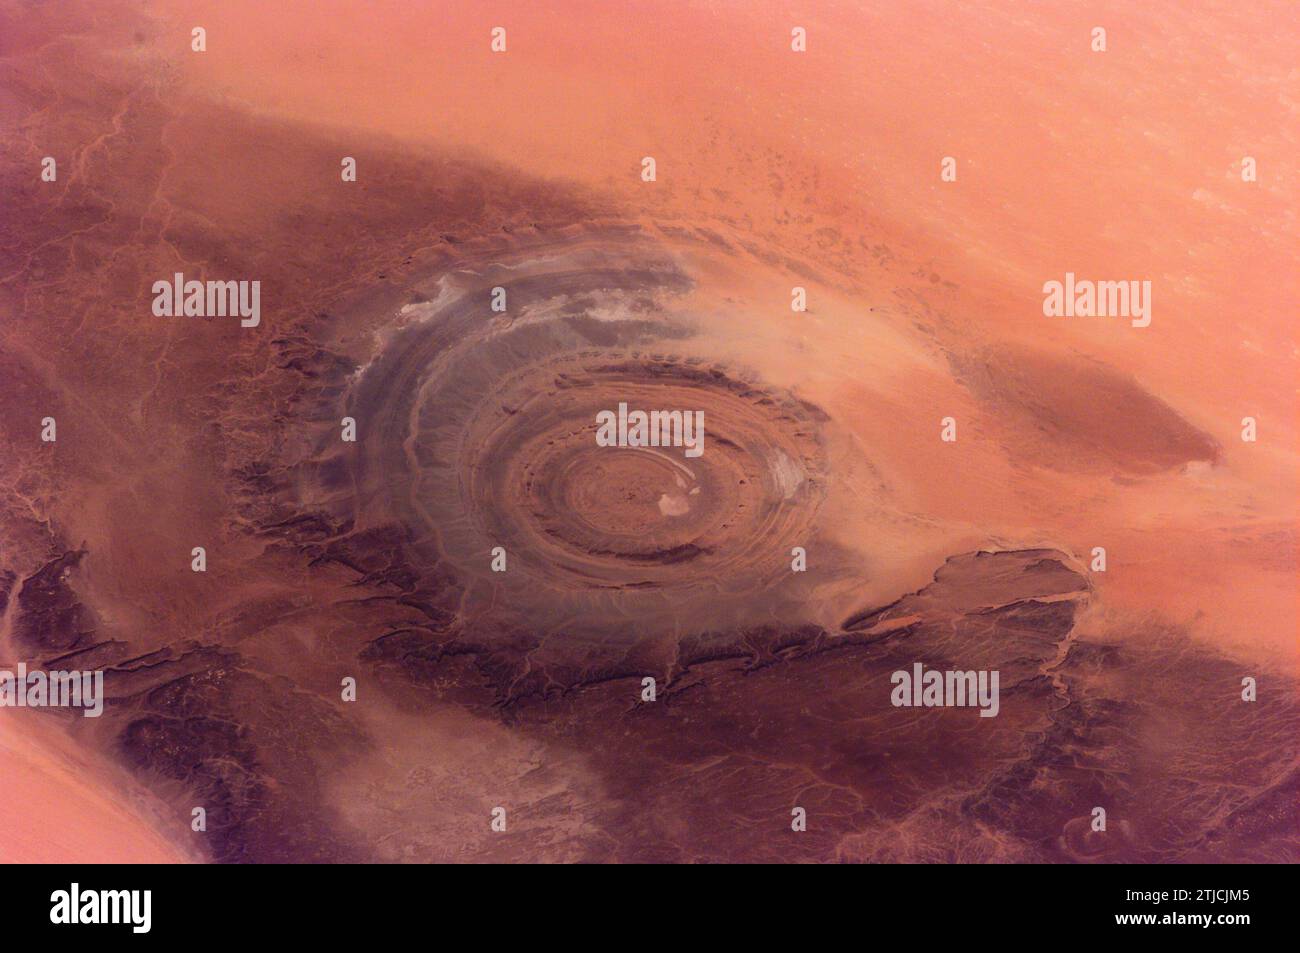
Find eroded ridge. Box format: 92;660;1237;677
285;231;832;648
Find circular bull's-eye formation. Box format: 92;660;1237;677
445;356;827;592
348;237;829;634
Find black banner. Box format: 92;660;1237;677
11;863;1282;941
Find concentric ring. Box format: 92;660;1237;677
346;231;830;636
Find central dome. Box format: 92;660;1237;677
444;356;825;591
345;231;830;639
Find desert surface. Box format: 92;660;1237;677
0;0;1295;862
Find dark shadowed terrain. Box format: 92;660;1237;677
1;0;1295;863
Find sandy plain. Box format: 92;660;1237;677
0;0;1295;862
